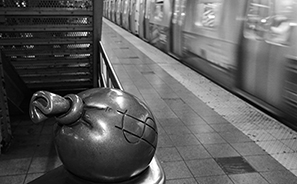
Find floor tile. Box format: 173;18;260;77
185;159;225;177
176;145;211;160
37;135;55;145
161;161;193;180
33;143;58;158
215;156;256;175
281;139;297;152
243;130;277;142
0;158;31;176
231;142;267;156
163;98;187;110
291;169;297;176
197;112;224;121
11;135;40;147
195;175;234;184
254;119;283;130
229;173;269;184
166;178;198;184
0;144;36;160
204;144;240;158
209;123;239;132
266;128;297;140
187;124;215;134
12;124;43;136
219;131;252;143
194;132;227;144
40;125;54;135
257;140;293;154
180;115;207;126
156;125;166;136
156;147;183;162
163;126;191;135
168;134;201;146
233;122;259;131
260;170;297;184
159;91;180;100
157;135;174;148
0;174;26;184
271;153;297;170
151;108;178;119
158;118;185;127
244;155;288;172
28;156;62;173
24;173;44;184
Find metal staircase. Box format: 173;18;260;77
0;0;104;153
0;0;103;95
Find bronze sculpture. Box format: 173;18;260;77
30;88;165;184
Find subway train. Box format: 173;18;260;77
103;0;297;129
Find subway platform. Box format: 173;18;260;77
1;18;297;184
101;18;297;184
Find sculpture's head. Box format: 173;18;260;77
30;88;158;183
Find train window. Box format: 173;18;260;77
123;0;128;15
153;0;164;21
117;0;121;14
244;0;272;40
172;0;181;24
145;0;151;19
180;0;187;25
194;0;223;29
244;0;294;45
266;0;294;45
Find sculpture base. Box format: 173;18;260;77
28;157;165;184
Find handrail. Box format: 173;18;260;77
98;41;123;90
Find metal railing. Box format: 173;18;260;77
0;51;12;154
98;41;123;90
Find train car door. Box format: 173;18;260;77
109;0;113;20
144;0;152;40
149;0;173;52
139;0;146;39
103;0;106;17
135;0;140;34
170;0;187;57
119;0;124;26
116;0;122;25
112;0;116;22
108;0;111;20
123;0;130;29
239;0;296;108
130;0;136;33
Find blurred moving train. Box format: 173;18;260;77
103;0;297;128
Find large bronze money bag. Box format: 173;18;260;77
30;88;158;183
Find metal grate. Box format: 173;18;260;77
0;0;95;94
1;16;92;26
0;0;92;9
0;31;92;45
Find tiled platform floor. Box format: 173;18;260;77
1;17;297;183
0;117;62;184
101;18;297;184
